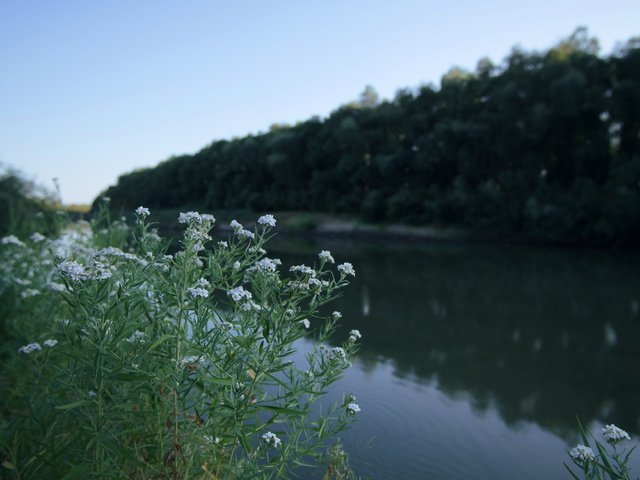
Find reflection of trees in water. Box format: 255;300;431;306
272;238;640;440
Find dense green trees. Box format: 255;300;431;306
99;30;640;245
0;167;61;238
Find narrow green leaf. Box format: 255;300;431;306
208;376;234;386
146;334;174;352
1;461;15;470
260;405;305;416
238;434;252;453
623;445;637;463
111;372;152;381
55;400;92;411
61;463;92;480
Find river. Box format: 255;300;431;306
265;235;640;479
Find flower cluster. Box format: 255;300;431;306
18;343;42;353
57;260;86;281
30;232;46;242
126;331;146;343
21;289;41;298
329;347;346;360
227;286;252;302
18;339;57;353
135;206;150;217
346;403;361;415
262;431;282;448
240;300;262;312
230;220;254;239
246;257;281;277
337;262;356;277
290;265;316;276
318;250;335;264
348;329;362;342
569;444;595;463
57;260;112;282
602;424;630;443
257;214;276;227
179;211;214;224
1;235;25;247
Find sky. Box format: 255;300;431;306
1;1;638;205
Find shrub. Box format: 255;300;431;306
0;206;361;479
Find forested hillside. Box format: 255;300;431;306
99;29;640;245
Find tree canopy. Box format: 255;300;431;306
98;30;640;245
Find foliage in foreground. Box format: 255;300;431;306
0;203;362;479
566;421;637;480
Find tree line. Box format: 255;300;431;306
99;29;640;245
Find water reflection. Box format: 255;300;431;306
270;237;640;442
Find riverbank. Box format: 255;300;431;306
97;208;573;247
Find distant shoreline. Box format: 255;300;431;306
112;208;626;249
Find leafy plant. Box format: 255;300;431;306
0;205;362;479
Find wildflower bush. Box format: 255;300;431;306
566;421;636;480
0;204;361;479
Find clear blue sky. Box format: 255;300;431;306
1;1;638;204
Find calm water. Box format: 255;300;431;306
267;236;640;480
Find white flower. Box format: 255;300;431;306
30;232;46;242
21;289;41;298
329;346;346;360
90;263;112;281
290;264;316;276
237;229;255;240
201;213;215;223
230;219;243;231
240;300;262;312
569;445;594;463
227;286;252;302
300;319;310;329
332;311;342;320
204;435;221;444
126;331;146;343
262;431;282;448
257;214;276;227
318;250;335;264
180;355;201;365
217;241;228;249
348;329;362;342
48;282;66;292
88;390;97;397
194;277;210;288
1;235;25;247
43;339;58;348
602;424;630;443
178;211;202;224
233;261;241;270
188;287;209;298
346;403;361;415
135;206;150;217
57;260;86;281
18;343;41;353
248;258;279;274
337;262;355;276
